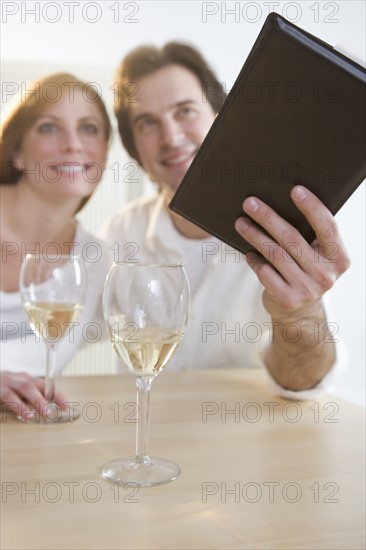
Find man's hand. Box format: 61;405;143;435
234;185;350;390
235;185;350;318
0;372;68;422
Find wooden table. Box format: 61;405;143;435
1;369;365;549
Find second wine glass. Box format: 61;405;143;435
19;253;86;423
102;262;190;487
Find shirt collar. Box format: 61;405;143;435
146;190;185;258
145;190;223;266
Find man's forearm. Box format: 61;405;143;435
264;299;336;391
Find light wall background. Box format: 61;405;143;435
1;1;365;406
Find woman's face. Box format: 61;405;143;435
13;89;108;201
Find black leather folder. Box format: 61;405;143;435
169;13;366;254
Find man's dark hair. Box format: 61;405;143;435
114;42;226;164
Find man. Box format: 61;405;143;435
100;42;349;398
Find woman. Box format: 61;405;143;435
0;73;112;419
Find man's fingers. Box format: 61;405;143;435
237;195;315;272
291;185;351;273
245;252;288;295
291;185;339;244
236;215;305;285
245;251;314;312
235;186;350;284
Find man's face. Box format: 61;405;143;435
129;64;216;196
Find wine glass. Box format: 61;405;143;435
102;263;190;487
19;253;86;423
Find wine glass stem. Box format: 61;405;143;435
44;343;57;403
135;377;153;464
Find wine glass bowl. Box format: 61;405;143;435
102;263;190;486
19;254;86;423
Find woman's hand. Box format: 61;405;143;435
0;372;68;422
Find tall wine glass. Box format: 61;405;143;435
19;253;86;423
102;263;190;486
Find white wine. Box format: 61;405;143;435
24;301;82;341
109;325;183;377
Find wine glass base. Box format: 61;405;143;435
17;404;80;424
102;456;181;487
